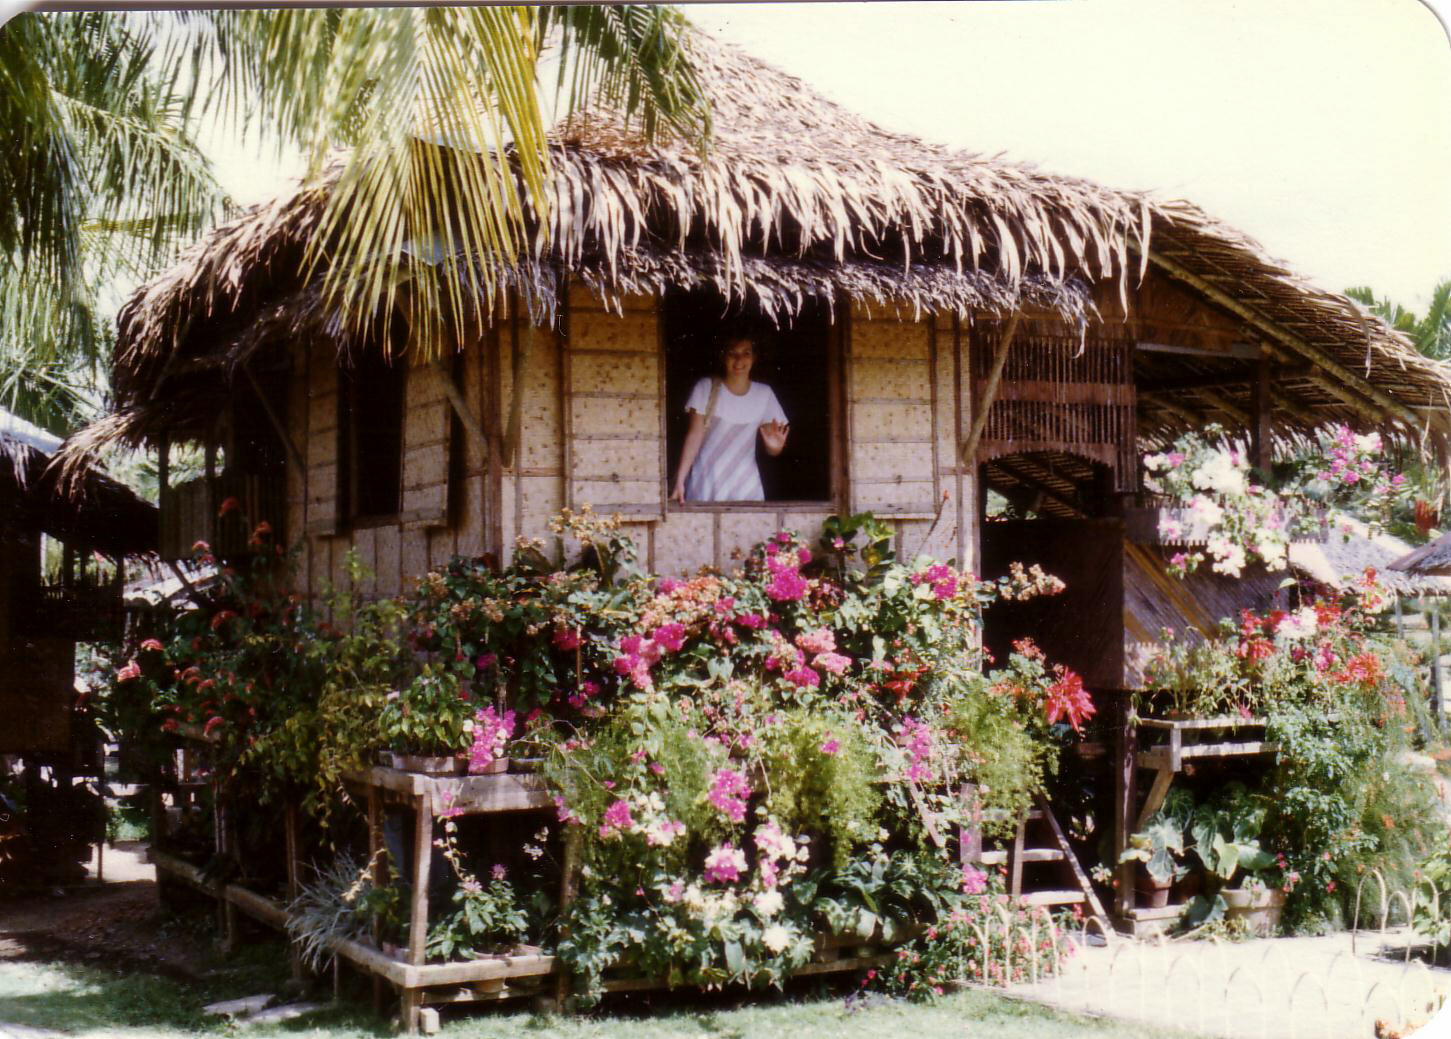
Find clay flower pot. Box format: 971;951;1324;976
1223;886;1285;936
1136;867;1173;909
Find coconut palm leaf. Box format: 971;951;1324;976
194;6;708;356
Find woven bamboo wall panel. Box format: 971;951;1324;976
400;363;450;529
851;320;931;360
519;335;562;471
563;301;664;519
853;443;935;481
718;512;783;568
520;476;565;536
849;357;932;401
653;512;715;575
568;311;659;352
850;480;938;518
568;350;659;394
374;524;402;597
851;401;935;438
567;396;657;436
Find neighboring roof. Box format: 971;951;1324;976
81;30;1451;461
1390;529;1451;579
1;406;157;557
1294;516;1451;596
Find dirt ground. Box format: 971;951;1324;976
0;842;220;980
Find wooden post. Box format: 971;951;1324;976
285;803;304;980
1395;594;1404;638
1433;607;1443;722
368;786;386;1015
1113;692;1138;921
553;826;583;1011
1251;350;1272;475
407;792;432;965
961;311;1021;465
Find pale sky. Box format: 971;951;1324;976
196;1;1451;309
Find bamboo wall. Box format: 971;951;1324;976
282;286;978;599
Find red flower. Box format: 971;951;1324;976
217;497;240;519
1044;667;1095;733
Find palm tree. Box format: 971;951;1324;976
1347;279;1451;361
1;8;708;432
1;11;224;432
194;6;709;353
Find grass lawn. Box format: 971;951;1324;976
0;945;1205;1039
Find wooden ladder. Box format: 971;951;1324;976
963;794;1109;932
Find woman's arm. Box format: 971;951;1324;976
671;411;707;503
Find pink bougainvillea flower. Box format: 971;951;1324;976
491;863;508;881
961;865;988;895
813;651;851;675
475;653;497;670
818;736;841;756
795;628;836;655
139;638;165;653
784;665;821;689
704;843;747;884
657;578;683;595
708;768;751;823
766;570;808;602
652;623;686;653
598;798;634;839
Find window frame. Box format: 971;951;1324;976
660;296;847;514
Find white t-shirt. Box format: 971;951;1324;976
682;378;787;502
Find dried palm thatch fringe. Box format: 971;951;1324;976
66;30;1451;480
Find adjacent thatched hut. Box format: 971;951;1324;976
1391;529;1451;579
1;407;155;759
64;32;1451;651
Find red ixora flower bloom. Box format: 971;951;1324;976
217;497;240;519
1044;666;1095;733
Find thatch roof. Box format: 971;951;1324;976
2;407;156;557
1390;529;1451;579
82;30;1451;460
1292;516;1451;597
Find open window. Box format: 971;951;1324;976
338;342;406;525
662;288;836;507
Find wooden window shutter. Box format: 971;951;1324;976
399;360;453;529
847;314;940;518
561;304;665;520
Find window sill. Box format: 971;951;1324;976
347;514;402;531
668;501;836;514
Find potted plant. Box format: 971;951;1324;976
1182;783;1281;933
1120;815;1187;908
378;667;475;774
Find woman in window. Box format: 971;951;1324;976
671;336;790;503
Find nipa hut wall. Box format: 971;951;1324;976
282;287;973;600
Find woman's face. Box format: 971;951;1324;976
723;339;756;379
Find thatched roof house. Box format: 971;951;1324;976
63;31;1451;636
1296;516;1451;596
1391;529;1451;580
2;407;155;758
80;34;1451;457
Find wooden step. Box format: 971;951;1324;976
976;848;1065;866
1021;889;1087;907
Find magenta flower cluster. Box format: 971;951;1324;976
764;536;811;602
467;705;515;774
599;798;634;839
910;563;958;600
707;767;752;823
612;624;688;691
899;716;936;783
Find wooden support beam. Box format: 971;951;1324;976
1251;351;1272;473
1140;392;1211;428
1148;250;1421;428
990;458;1085;517
1138;365;1310;395
428;357;493;454
1136;339;1261;361
241;363;306;473
1194;388;1249;425
961;312;1022;465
